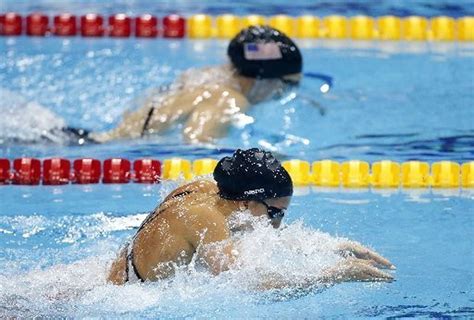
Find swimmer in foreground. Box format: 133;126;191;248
88;25;303;144
108;148;395;287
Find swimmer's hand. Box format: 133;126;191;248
337;241;395;270
255;256;393;291
325;258;394;283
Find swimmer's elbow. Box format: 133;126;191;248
106;265;128;285
206;254;235;276
107;273;127;285
201;246;237;276
208;264;231;277
106;248;129;285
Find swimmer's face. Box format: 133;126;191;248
246;73;301;104
248;196;291;229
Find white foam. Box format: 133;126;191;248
2;214;48;238
0;211;348;317
0;88;66;141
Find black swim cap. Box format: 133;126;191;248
213;148;293;201
227;25;302;79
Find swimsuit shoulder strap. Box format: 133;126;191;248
126;188;197;282
141;107;155;137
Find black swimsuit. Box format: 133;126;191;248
140;83;175;137
140;107;155;137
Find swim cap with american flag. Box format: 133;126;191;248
228;25;302;79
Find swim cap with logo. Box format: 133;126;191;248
227;25;302;79
213;148;293;201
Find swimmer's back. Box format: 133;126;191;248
132;180;221;280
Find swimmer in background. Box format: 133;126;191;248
88;25;303;144
108;148;395;287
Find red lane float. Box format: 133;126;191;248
134;159;161;183
103;158;131;183
26;13;49;36
163;14;185;38
73;158;101;184
12;158;41;185
53;13;77;36
0;12;23;35
81;14;104;37
135;14;158;37
109;14;131;37
0;159;10;184
43;158;71;185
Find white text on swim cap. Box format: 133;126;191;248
244;188;265;195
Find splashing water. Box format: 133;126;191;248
0;88;66;143
0;203;348;318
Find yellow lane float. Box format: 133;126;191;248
162;158;193;180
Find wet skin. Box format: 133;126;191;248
107;180;395;286
90;65;302;144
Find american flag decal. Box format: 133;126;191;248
244;43;283;60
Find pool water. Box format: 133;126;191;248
1;38;473;161
2;0;474;18
1;184;473;318
1;1;474;318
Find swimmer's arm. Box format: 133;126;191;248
256;258;394;291
257;242;396;290
107;246;129;285
89;88;203;142
187;208;237;275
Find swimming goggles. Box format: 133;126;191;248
281;72;334;91
259;200;286;220
280;77;300;86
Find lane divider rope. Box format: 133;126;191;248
0;13;473;41
0;158;473;188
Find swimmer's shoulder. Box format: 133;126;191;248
163;179;218;202
178;64;247;99
177;64;230;87
158;180;224;230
